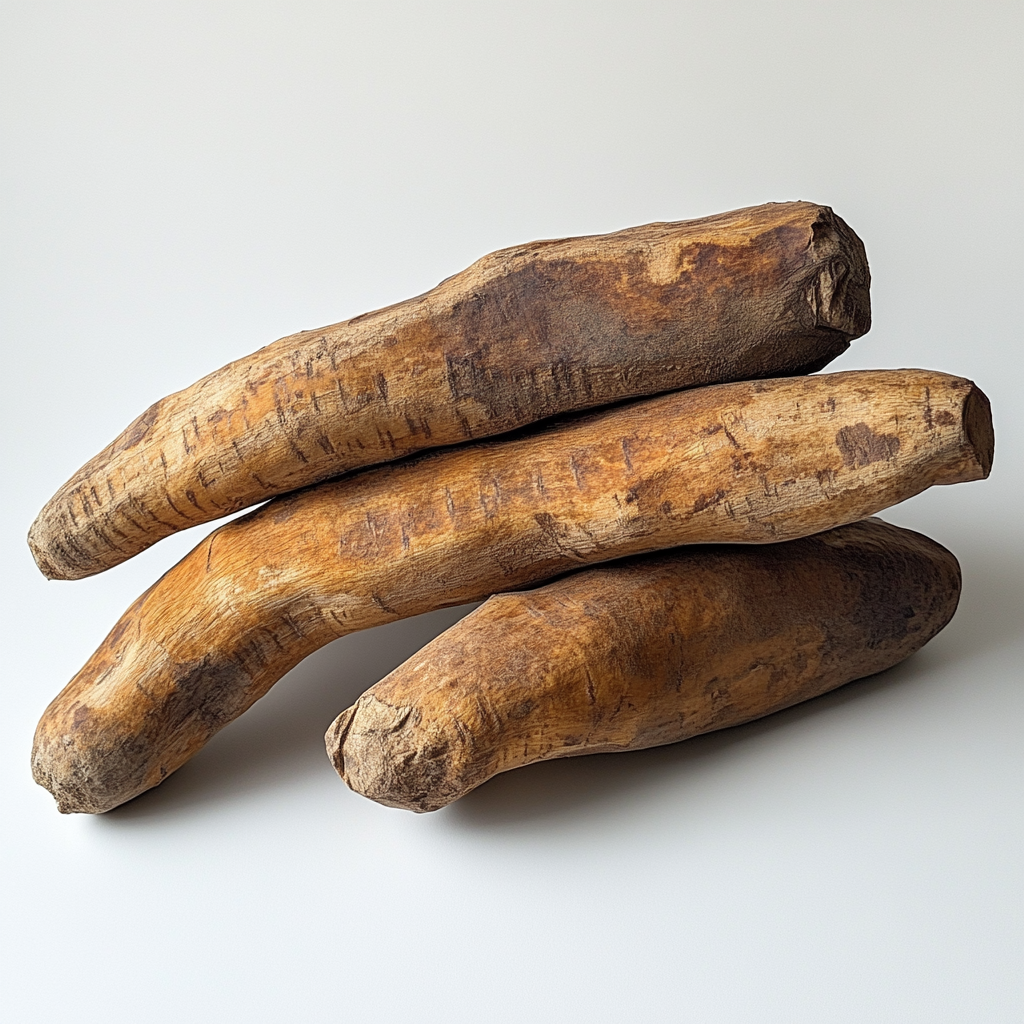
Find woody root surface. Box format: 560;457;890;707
28;202;993;814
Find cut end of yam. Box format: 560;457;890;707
963;383;995;480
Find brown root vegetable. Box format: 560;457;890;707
28;201;870;581
31;369;991;814
327;519;962;811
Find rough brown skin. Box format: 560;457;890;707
29;201;870;580
31;369;991;814
327;519;962;811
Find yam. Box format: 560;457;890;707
328;519;961;811
28;201;869;580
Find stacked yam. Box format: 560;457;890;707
329;519;963;812
28;201;993;815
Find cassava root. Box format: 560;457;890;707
31;369;991;813
28;201;869;580
328;519;961;811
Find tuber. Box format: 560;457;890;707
29;201;869;580
328;518;962;811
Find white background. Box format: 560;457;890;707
2;3;1022;1021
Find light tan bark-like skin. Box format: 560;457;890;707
328;519;962;811
31;369;991;813
28;201;870;580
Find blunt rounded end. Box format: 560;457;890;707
963;382;995;479
26;515;69;581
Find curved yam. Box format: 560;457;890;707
329;519;962;811
29;201;869;579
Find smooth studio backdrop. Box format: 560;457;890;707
2;3;1022;1021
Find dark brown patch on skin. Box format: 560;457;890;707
691;489;728;514
508;700;536;720
106;616;133;649
835;422;901;469
155;657;256;736
533;511;558;533
111;399;164;454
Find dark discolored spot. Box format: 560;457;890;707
72;704;90;728
835;422;901;469
691;489;727;514
165;657;254;733
111;399;163;454
533;511;559;534
934;410;955;426
508;700;536;720
616;470;674;511
106;616;133;648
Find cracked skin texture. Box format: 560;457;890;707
31;369;991;813
29;200;870;580
328;519;962;811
